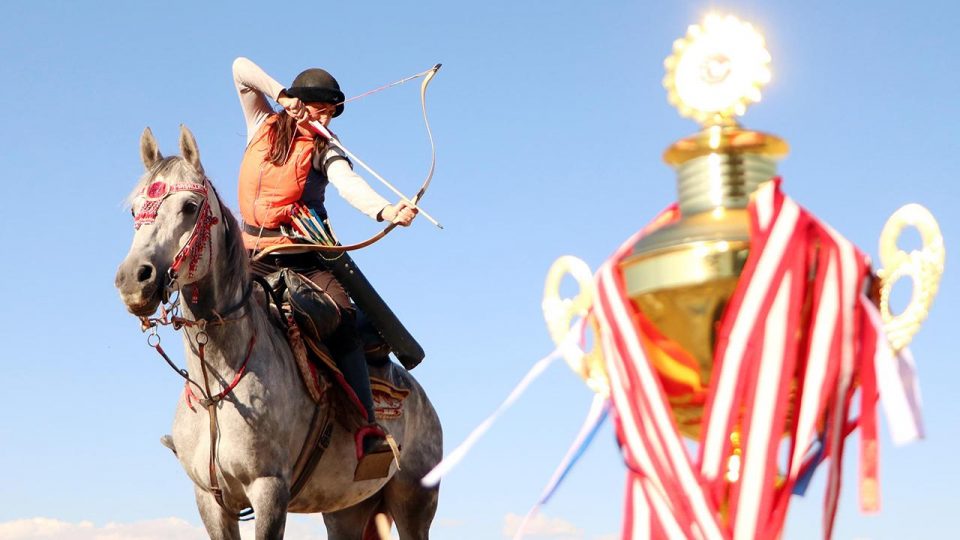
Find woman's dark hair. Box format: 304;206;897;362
266;111;328;166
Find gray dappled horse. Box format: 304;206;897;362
114;126;442;540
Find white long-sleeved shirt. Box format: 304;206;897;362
232;57;390;220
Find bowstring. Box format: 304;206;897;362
337;65;439;107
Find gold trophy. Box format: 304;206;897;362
543;14;944;441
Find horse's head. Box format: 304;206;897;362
115;125;230;316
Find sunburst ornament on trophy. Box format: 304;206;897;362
664;13;771;125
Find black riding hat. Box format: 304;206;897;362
286;68;345;117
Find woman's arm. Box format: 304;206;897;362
322;148;392;220
232;57;287;144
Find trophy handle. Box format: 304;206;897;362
542;256;608;395
877;204;945;352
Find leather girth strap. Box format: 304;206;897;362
289;401;335;501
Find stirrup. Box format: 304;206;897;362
354;425;400;481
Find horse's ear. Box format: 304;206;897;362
140;127;163;170
179;124;204;174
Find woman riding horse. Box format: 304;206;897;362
116;126;441;539
233;57;418;458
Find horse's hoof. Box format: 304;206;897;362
160;434;177;456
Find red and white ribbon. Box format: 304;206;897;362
593;179;923;539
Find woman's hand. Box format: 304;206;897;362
381;200;419;226
278;93;307;121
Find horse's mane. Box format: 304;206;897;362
126;157;249;294
208;181;251;295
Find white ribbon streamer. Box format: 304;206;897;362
421;320;586;488
864;296;925;445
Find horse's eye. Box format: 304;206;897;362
182;201;199;215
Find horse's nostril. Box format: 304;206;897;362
137;264;154;283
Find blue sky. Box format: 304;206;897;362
1;1;958;539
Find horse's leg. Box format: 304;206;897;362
246;476;290;539
382;468;439;540
382;406;441;540
323;492;383;540
194;486;241;540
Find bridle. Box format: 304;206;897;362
133;173;257;519
134;177;219;285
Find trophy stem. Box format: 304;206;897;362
677;153;778;214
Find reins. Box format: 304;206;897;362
143;301;257;410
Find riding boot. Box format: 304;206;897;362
337;345;396;480
327;309;386;442
337;346;390;452
338;345;376;422
322;294;394;478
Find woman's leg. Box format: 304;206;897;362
306;269;379;426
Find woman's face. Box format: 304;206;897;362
305;102;336;126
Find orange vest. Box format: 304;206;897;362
238;116;314;249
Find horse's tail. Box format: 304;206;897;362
362;507;393;540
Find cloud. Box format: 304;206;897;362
502;512;584;539
0;516;328;540
0;518;206;540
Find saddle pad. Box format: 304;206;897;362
300;336;409;421
371;377;411;420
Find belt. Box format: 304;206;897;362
242;223;286;238
250;250;322;270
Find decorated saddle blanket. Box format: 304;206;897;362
299;334;410;422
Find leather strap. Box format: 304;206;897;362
192;337;257;521
242;222;286;238
289;403;335;500
199;345;225;511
